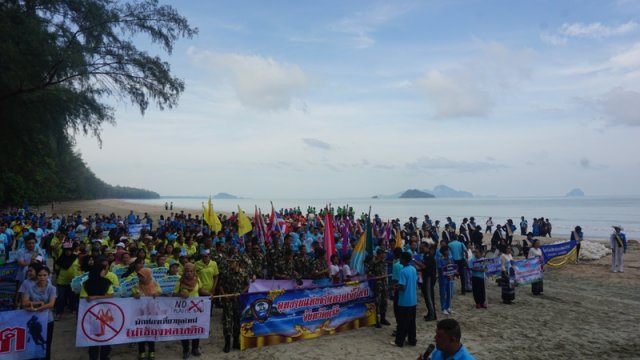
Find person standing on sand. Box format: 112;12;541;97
610;225;627;273
571;226;584;263
485;217;493;234
527;240;544;296
392;251;418;347
500;247;515;304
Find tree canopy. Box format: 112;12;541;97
0;0;197;206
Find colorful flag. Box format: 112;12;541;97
324;209;336;266
341;218;350;259
350;229;367;275
395;227;403;249
237;206;252;237
253;206;268;244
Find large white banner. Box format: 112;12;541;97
75;297;211;347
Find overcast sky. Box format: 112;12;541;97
75;0;640;198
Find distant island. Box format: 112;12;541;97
399;189;435;199
213;192;240;199
566;188;585;197
373;185;472;199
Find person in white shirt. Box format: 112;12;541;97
329;254;341;283
500;247;514;304
527;240;544;295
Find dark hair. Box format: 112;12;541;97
37;266;51;275
440;245;450;254
401;251;412;263
437;319;461;341
393;248;403;258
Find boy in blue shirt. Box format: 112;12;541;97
429;319;475;360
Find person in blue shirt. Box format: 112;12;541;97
437;246;455;315
448;235;468;295
468;248;487;309
390;247;403;335
392;251;417;347
429;319;475;360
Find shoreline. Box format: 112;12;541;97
40;199;640;359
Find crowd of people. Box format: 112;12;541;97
0;205;627;360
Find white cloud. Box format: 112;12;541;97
599;87;640;126
331;3;412;49
543;21;638;45
610;43;640;69
188;48;308;110
540;32;567;46
561;21;638;38
415;70;493;118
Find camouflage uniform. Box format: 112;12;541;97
368;259;388;318
265;242;279;279
220;258;249;338
311;257;329;280
275;257;296;279
212;252;228;274
248;252;265;279
294;253;313;278
240;253;254;279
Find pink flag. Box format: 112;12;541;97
324;209;336;266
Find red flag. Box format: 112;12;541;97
324;209;336;266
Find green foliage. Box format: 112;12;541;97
0;0;195;206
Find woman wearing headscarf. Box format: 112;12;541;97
55;242;80;320
500;246;515;304
527;239;544;295
173;262;204;359
81;262;114;360
133;267;162;360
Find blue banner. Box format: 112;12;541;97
541;240;576;264
128;224;151;237
0;263;19;281
0;310;48;360
239;280;376;350
471;257;501;278
511;258;543;285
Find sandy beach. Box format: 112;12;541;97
49;199;640;359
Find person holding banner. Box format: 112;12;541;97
219;255;249;353
437;246;455;315
500;247;515;304
610;225;627;273
174;262;203;358
527;240;544;295
81;262;115;360
132;267;162;360
21;265;56;360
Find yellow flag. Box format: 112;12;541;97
395;228;403;249
237;206;253;236
206;196;222;232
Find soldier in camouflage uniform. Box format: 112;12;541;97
274;250;299;280
248;240;265;279
219;255;249;353
310;248;329;280
368;248;390;328
294;245;313;278
265;237;280;279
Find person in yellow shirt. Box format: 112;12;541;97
80;262;114;360
195;249;219;296
100;257;120;288
54;242;80;320
173;263;205;358
185;237;198;258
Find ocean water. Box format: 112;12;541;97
124;196;640;241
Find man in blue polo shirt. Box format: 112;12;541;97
430;319;475;359
448;235;468;295
392;252;417;347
